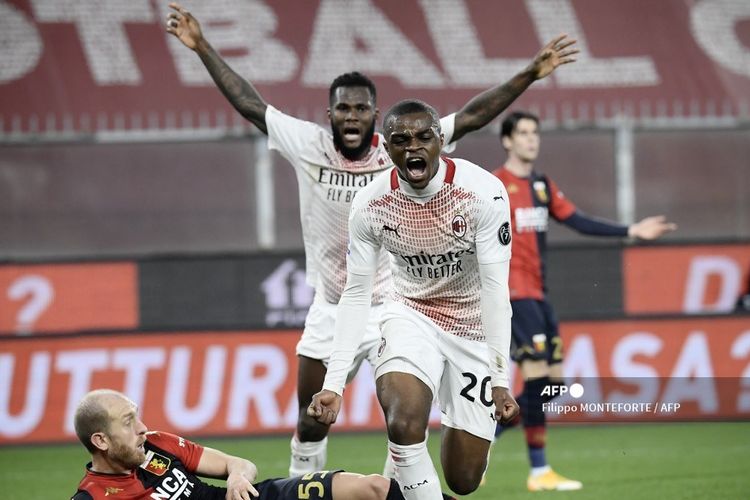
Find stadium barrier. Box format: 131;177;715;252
1;243;748;336
1;317;749;445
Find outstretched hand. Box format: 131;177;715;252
225;472;258;500
528;34;579;80
628;215;678;240
166;2;204;51
307;390;342;426
492;387;520;424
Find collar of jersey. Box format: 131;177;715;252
392;157;449;200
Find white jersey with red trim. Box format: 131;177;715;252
346;157;512;340
265;105;456;304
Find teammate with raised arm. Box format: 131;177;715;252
166;2;578;477
70;389;458;500
492;110;676;491
309;100;518;500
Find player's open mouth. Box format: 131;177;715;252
405;157;428;181
343;127;361;143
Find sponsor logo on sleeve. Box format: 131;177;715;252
498;222;512;245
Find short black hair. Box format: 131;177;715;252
329;72;377;105
501;110;540;139
382;99;440;136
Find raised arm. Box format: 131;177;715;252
451;34;579;143
166;2;269;134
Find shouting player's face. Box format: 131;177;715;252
329;86;378;161
386;111;444;190
503;118;540;163
100;395;148;472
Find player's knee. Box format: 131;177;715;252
385;416;427;444
445;469;483;496
297;413;330;442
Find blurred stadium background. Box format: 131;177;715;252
1;0;749;498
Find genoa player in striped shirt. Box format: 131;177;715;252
491;111;676;492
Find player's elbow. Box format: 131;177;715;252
362;474;391;500
365;474;391;500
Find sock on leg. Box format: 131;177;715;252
523;377;550;473
386;479;456;500
383;444;397;479
388;439;442;500
289;435;327;476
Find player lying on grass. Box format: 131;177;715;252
70;389;456;500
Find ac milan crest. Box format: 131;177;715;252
451;215;467;238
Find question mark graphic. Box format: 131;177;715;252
8;275;54;335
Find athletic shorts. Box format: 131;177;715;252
374;301;496;442
509;299;564;364
255;470;342;500
296;299;383;382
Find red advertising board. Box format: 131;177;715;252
546;316;750;422
0;330;387;444
623;244;750;315
0;263;138;335
1;0;749;134
1;318;749;444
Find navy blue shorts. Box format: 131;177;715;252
510;299;564;364
255;471;341;500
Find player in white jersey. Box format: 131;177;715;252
309;100;517;500
166;2;578;478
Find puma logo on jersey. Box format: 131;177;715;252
383;224;401;237
493;195;504;201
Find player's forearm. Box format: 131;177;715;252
322;272;374;395
561;211;628;237
195;39;269;133
452;68;535;142
479;261;513;388
197;447;256;481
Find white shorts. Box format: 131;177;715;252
374;301;496;442
297;299;384;383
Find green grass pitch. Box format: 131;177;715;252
1;422;748;499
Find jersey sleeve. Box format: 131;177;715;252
265;105;322;163
439;113;457;153
145;431;204;472
345;202;382;275
475;179;512;265
322;199;381;394
546;177;577;221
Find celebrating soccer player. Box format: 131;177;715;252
309;100;518;500
166;1;578;478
